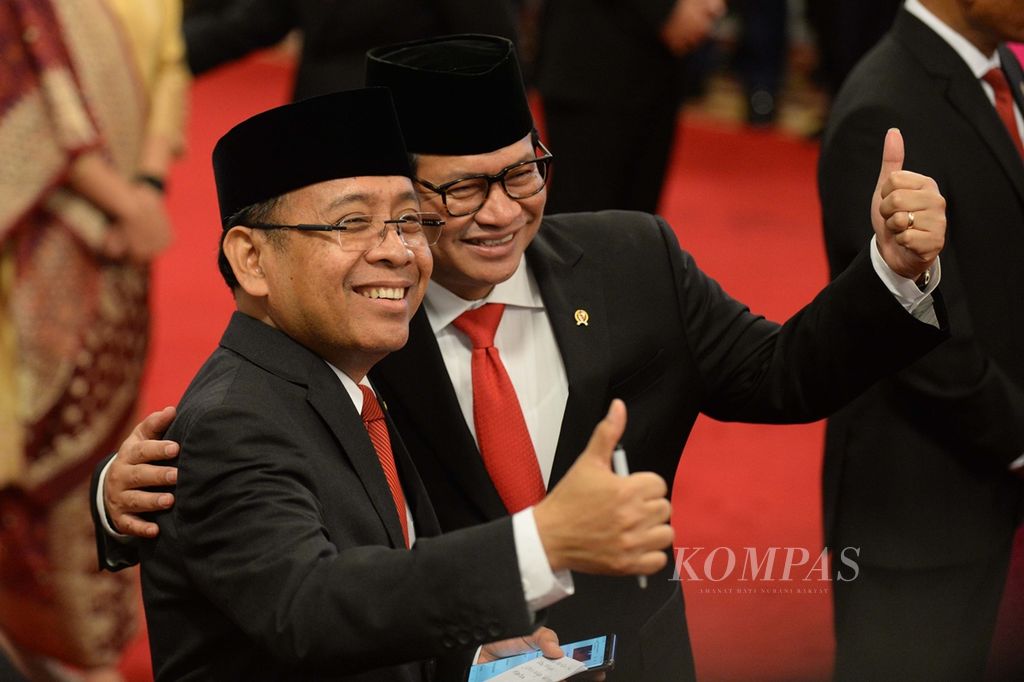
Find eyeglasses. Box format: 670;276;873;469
248;212;445;252
416;141;554;217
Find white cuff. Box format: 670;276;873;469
869;235;941;326
1010;453;1024;471
95;455;131;541
512;508;574;613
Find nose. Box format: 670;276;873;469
473;180;521;228
365;223;413;264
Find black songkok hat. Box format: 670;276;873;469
365;34;533;155
212;87;412;225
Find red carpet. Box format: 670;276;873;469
122;54;833;681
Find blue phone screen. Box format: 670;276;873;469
466;635;608;682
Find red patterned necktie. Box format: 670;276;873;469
452;303;546;513
982;67;1024;158
359;385;409;548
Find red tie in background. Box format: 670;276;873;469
360;385;410;548
982;67;1024;158
453;303;546;513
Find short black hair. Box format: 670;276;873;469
217;195;283;290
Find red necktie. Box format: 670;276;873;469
982;67;1024;158
452;303;546;513
359;385;410;548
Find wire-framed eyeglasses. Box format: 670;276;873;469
248;212;445;252
416;140;554;217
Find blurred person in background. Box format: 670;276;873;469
818;1;1024;679
732;0;788;127
806;0;902;99
0;0;187;679
182;0;519;99
535;0;725;214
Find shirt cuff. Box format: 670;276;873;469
869;235;941;326
96;455;131;541
1010;453;1024;471
512;508;574;613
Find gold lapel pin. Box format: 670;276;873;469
574;309;589;326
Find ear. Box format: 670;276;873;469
223;226;270;298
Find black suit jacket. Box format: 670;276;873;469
139;312;534;681
370;210;948;680
184;0;517;100
819;10;1024;570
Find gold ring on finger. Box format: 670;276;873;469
907;211;915;228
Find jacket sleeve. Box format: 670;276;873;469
659;213;950;424
89;451;142;572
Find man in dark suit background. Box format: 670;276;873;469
818;1;1024;678
139;86;676;680
535;0;724;213
99;34;952;682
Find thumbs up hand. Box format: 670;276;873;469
533;400;674;576
872;128;946;281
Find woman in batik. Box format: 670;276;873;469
0;0;187;678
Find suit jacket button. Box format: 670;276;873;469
441;635;456;649
456;631;471;646
487;624;502;638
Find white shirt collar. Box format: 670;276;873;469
904;0;1002;78
424;256;545;333
325;362;369;413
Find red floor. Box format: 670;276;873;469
123;53;833;681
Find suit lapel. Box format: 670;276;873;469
945;73;1024;202
387;414;441;538
897;13;1024;203
527;223;611;488
305;361;409;549
220;312;409;547
371;310;508;520
999;44;1024;123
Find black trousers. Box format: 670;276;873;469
542;97;679;215
833;554;1010;682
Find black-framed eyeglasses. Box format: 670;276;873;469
248;212;445;252
416;140;554;217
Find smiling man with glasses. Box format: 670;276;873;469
98;34;953;681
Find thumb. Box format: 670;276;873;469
531;627;562;659
875;128;905;191
137;405;177;440
581;399;627;467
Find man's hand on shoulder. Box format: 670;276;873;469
534;400;674;576
871;128;946;281
104;406;180;538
